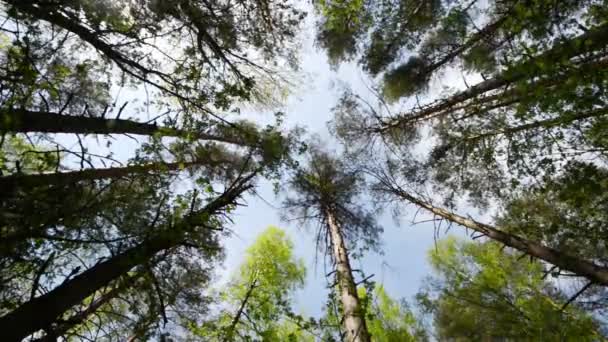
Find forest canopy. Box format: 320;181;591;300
1;0;608;341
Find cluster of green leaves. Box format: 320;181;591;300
498;162;608;264
418;237;603;340
188;226;310;341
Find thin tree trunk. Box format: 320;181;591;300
326;209;370;342
378;23;608;133
223;278;258;342
0;109;245;145
0;177;253;341
389;186;608;286
432;57;608;124
0;160;199;197
465;107;608;143
423;16;508;77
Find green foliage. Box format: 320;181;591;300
382;57;430;101
418;237;603;340
0;135;58;174
283;145;383;256
315;0;371;65
498;162;608;263
359;285;428;342
189;226;307;341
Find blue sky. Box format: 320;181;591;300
220;13;476;319
44;3;481;321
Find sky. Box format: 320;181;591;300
38;2;482;322
219;12;475;319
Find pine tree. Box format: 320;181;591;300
283;146;383;342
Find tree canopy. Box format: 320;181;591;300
2;0;608;340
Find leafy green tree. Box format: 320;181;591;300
359;285;428;342
498;162;608;264
418;237;604;340
189;226;308;341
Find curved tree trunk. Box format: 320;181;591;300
390;187;608;286
326;209;370;342
0;176;253;341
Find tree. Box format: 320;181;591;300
0;1;307;339
283;146;383;342
189;226;308;341
4;0;304;110
498;162;608;264
359;285;427;342
418;237;604;340
318;282;428;342
368;166;608;286
0;171;256;341
325;1;608;207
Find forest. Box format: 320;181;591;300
0;0;607;341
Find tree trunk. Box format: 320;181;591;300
0;177;252;341
223;278;258;342
465;107;608;143
0;234;176;341
0;160;199;198
0;109;244;145
378;23;608;133
424;16;508;76
35;273;142;342
390;187;608;286
326;209;370;342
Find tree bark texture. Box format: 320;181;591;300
0;160;198;199
326;209;370;342
0;109;244;145
35;274;142;342
393;188;608;286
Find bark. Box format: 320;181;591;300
0;176;253;341
0;109;244;145
326;209;370;342
378;23;608;133
389;187;608;286
0;160;199;197
35;274;142;342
